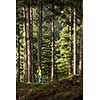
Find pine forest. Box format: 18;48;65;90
16;0;83;100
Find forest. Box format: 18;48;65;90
16;0;83;100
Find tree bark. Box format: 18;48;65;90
80;17;83;96
68;13;71;75
24;6;28;82
51;3;55;81
75;13;79;74
69;8;73;75
73;8;76;75
37;4;42;69
27;6;32;83
79;18;83;75
30;7;34;82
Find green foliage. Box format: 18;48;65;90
16;0;24;82
55;26;71;79
16;0;82;82
16;1;83;99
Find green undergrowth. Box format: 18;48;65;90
16;75;83;100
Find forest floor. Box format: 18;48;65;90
16;75;83;100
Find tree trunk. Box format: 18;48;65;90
30;7;34;82
73;8;76;75
75;13;79;74
51;4;55;81
80;17;83;96
27;6;32;83
69;8;73;75
68;14;71;75
24;6;28;82
79;18;83;75
37;4;42;69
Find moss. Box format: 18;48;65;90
17;76;82;100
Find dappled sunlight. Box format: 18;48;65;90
16;0;83;100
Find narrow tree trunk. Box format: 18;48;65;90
75;13;79;74
68;14;71;75
79;18;83;75
69;8;73;75
73;8;76;75
76;41;78;74
37;4;42;69
80;17;83;96
30;7;34;82
27;6;32;83
51;4;55;81
24;6;28;82
17;27;20;82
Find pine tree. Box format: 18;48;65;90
37;4;42;69
51;3;55;81
16;0;83;83
24;6;28;82
70;8;74;74
16;0;24;82
27;5;32;82
30;7;34;81
73;8;76;75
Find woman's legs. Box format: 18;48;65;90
38;76;42;83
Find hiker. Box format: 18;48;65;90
37;66;42;83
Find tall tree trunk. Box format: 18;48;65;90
75;13;79;74
30;7;34;82
27;6;32;83
79;18;83;75
73;8;76;75
69;8;73;75
24;6;28;82
68;14;71;75
51;3;55;81
80;17;83;96
17;27;20;82
37;4;42;69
